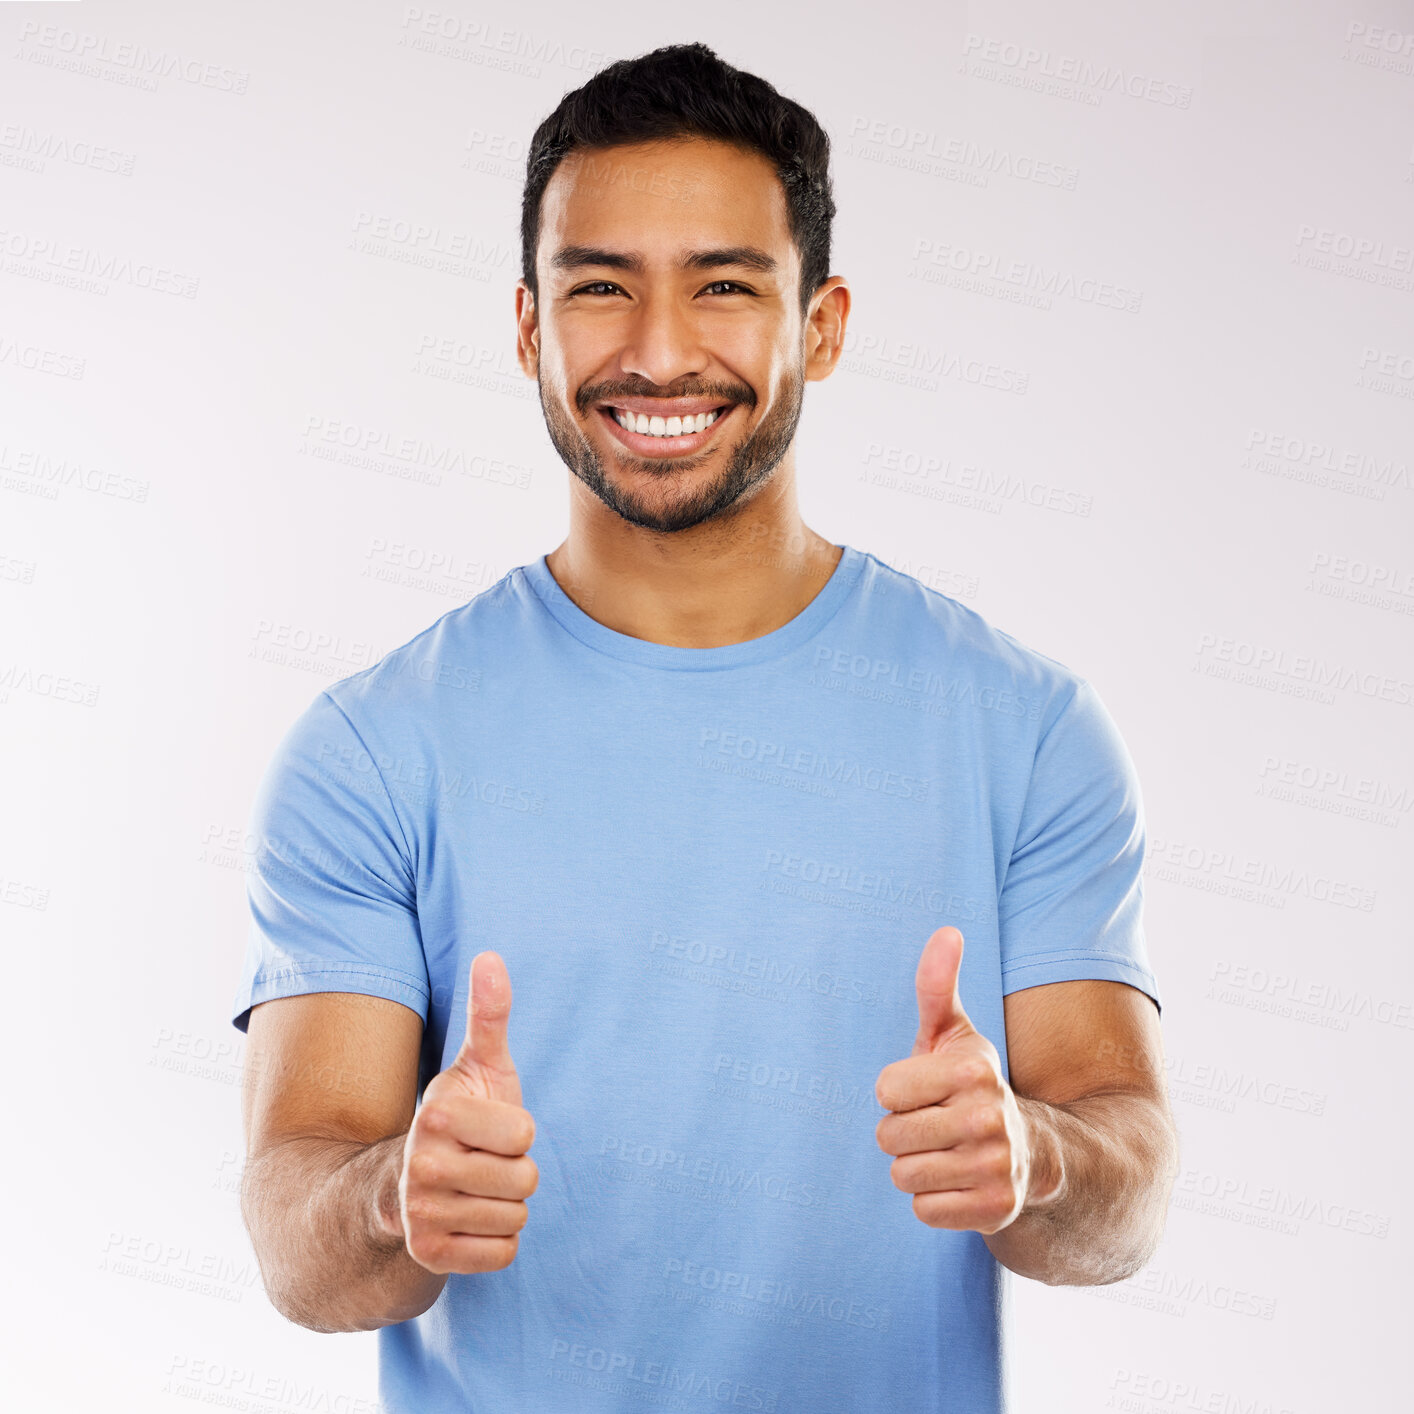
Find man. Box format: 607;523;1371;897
233;41;1177;1414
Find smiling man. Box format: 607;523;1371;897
233;42;1178;1414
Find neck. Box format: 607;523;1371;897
544;464;841;650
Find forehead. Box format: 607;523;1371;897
537;137;794;272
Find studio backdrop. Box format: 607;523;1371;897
3;2;1410;1411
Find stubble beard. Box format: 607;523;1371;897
537;361;806;535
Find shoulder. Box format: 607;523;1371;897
316;564;526;726
849;549;1087;731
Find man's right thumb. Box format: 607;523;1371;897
453;950;520;1102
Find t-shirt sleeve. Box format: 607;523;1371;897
997;677;1161;1014
230;688;431;1033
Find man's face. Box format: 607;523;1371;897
518;137;813;535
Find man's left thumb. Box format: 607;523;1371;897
912;926;974;1055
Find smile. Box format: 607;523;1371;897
596;402;738;457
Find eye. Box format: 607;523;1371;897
571;281;624;296
703;280;752;296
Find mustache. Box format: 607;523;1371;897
576;381;757;413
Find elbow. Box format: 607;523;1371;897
1036;1101;1180;1289
265;1276;408;1334
257;1262;355;1334
1094;1104;1180;1287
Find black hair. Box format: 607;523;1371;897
521;42;836;316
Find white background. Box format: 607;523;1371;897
3;2;1411;1411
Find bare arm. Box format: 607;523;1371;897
876;932;1179;1287
981;978;1180;1286
239;991;447;1332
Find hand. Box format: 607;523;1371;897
874;927;1056;1234
394;951;539;1274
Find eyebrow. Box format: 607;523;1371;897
549;245;778;276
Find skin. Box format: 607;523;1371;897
514;137;851;647
238;133;1178;1333
877;928;1178;1284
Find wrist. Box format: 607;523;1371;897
368;1135;409;1247
1020;1099;1066;1212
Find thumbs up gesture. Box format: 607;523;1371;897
874;927;1049;1234
393;951;539;1274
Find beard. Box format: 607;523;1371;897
537;359;806;535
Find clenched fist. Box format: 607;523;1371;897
388;951;538;1273
875;927;1056;1234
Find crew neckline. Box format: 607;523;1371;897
519;544;866;671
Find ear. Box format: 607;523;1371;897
515;280;539;378
804;276;850;383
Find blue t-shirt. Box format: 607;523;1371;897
231;543;1160;1414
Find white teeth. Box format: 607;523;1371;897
612;407;722;437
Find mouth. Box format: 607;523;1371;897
595;400;738;458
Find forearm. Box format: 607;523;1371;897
241;1132;448;1332
983;1091;1179;1286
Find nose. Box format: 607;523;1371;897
615;289;711;389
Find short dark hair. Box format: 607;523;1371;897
521;43;836;317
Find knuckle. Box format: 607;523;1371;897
517;1112;536;1151
976;1110;1002;1144
912;1193;944;1228
407;1151;442;1189
407;1234;447;1271
983;1192;1013;1229
984;1140;1012;1177
875;1064;900;1108
957;1106;985;1142
405;1194;440;1225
